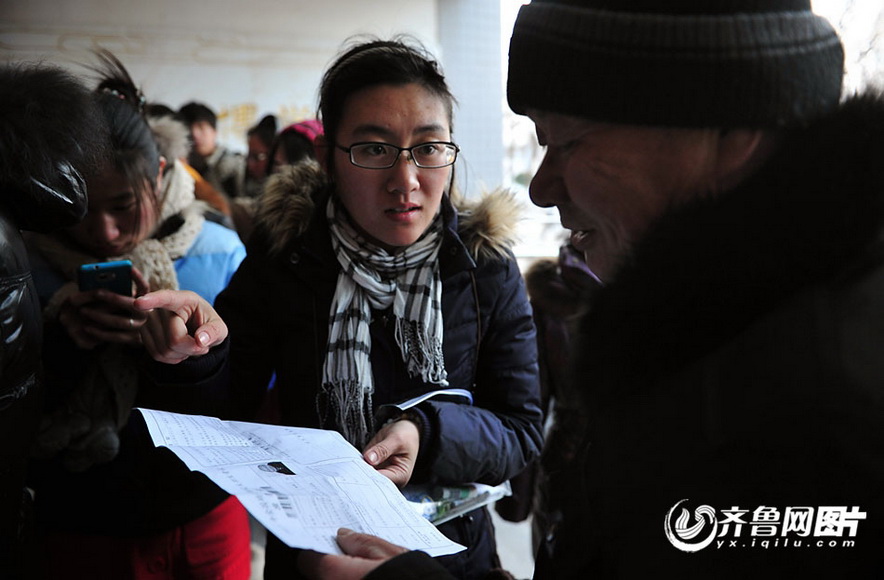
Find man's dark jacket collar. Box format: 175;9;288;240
578;92;884;399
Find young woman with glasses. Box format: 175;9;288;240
136;36;543;580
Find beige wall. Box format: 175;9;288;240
1;0;438;148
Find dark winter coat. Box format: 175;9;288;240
365;92;884;580
538;92;884;578
150;161;544;580
0;111;90;571
0;198;87;565
0;63;111;578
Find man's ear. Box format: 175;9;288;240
715;129;774;192
314;135;329;173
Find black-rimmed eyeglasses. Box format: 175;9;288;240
335;141;459;169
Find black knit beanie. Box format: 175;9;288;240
507;0;845;128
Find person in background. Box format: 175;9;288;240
243;114;278;198
134;36;543;580
0;61;105;579
147;102;235;228
494;242;596;552
267;118;324;173
230;114;280;241
179;100;245;199
295;0;884;577
233;118;325;243
25;50;250;579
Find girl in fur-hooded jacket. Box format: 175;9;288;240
228;159;542;459
149;158;544;579
141;37;542;580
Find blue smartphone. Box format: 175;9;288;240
77;260;133;296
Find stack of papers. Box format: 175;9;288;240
138;408;465;557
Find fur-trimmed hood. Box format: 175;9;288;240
147;113;190;163
576;91;884;402
254;160;523;261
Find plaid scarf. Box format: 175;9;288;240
323;198;448;447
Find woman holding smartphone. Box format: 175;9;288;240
24;51;251;578
137;37;543;580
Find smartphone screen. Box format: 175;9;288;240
77;260;133;296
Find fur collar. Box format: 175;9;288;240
147;114;190;163
254;160;523;261
576;91;884;397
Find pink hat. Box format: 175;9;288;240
281;119;323;143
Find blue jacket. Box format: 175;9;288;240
175;220;246;305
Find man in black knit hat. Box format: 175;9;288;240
275;1;884;578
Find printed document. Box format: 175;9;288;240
137;408;465;557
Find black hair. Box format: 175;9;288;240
0;62;107;231
178;101;217;129
145;102;178;120
318;35;456;171
88;49;162;239
247;114;278;149
266;127;315;173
